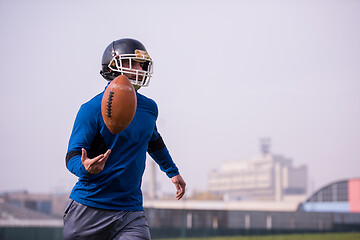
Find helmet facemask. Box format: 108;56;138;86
108;50;153;88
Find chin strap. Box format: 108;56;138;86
133;85;141;91
100;69;112;80
100;69;120;81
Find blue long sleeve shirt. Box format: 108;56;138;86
66;89;179;211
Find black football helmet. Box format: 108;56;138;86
100;38;153;87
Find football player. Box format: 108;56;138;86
63;38;186;240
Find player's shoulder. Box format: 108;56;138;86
79;91;103;114
136;92;158;109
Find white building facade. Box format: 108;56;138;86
208;154;307;201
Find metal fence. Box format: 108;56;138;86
146;208;360;238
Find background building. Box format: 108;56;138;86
0;191;68;218
208;139;307;202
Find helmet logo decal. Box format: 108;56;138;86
135;49;151;60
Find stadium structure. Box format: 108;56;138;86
298;178;360;213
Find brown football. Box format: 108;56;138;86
101;75;137;134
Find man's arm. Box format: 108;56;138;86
148;126;186;199
65;104;110;177
148;134;179;178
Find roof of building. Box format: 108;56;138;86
0;202;62;227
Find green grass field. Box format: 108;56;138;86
155;232;360;240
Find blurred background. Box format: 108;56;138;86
0;0;359;239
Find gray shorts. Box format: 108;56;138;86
63;200;151;240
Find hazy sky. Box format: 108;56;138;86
0;0;359;197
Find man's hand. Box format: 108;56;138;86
81;148;111;174
171;174;186;200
